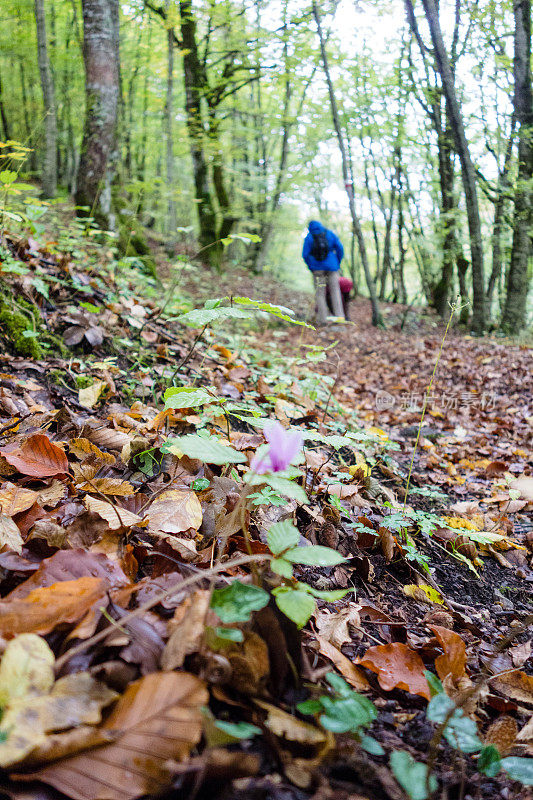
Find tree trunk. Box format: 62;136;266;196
165;2;177;236
486;122;515;318
75;0;120;229
421;0;485;333
433;112;458;316
501;0;532;334
34;0;58;198
179;0;219;261
312;1;382;327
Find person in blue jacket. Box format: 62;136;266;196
302;220;345;324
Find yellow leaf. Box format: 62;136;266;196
368;427;389;441
404;584;444;605
78;380;107;409
0;634;55;706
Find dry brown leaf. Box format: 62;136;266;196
77;477;134;496
0;515;24;554
484;716;518;756
358;643;430;699
315;606;361;649
255;699;327;744
28;672;207;800
490;670;533;706
431;625;467;684
147;490;202;535
0;435;68;478
223;631;270;695
84;496;142;529
517;716;533;742
0;577;106;637
0;483;39;516
35;480;67;508
84;427;131;451
316;635;369;691
161;590;210;670
69;438;115;465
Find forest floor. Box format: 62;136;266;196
0;228;531;800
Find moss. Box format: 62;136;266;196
41;331;69;358
75;374;93;389
0;306;43;358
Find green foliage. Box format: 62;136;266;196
500;757;533;785
248;487;288;507
213;720;262;739
271;587;316;628
210;581;270;623
298;673;379;744
162;434;246;465
163;386;218;409
390;751;437;800
266;521;300;555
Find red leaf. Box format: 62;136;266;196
0;434;69;478
358;642;430;699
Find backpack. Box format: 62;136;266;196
310;230;329;261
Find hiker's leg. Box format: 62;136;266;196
313;271;328;324
343;292;351;321
327;271;344;318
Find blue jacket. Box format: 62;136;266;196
302;220;344;272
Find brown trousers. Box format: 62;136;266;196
313;270;344;324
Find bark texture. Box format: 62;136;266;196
34;0;58;198
502;0;532;333
75;0;120;228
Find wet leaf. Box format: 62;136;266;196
430;625;467;683
358;643;430;700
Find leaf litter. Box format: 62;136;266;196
0;233;531;799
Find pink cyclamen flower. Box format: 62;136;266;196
251;421;303;474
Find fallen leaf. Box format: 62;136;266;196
430;625;467;683
490;670;533;706
0;577;106;637
0;435;68;478
84;496;142;529
0;634;55;706
77;477;135;496
147;490;202;535
358;643;430;700
510;476;533;502
484;716;518;756
28;672;207;800
404;584;445;606
255;699;328;744
161;590;210;670
0;483;39;516
78;380;107;409
0;515;24;554
316;635;369;691
315;606;361;649
69;438;115;465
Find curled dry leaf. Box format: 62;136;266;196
358;643;430;700
315;635;369;692
69;437;115;465
161;589;210;670
315;606;361;649
0;435;69;478
0;515;24;554
484;715;518;756
0;577;106;637
76;477;135;497
27;672;208;800
84;496;143;529
430;625;467;684
489;670;533;706
255;699;328;745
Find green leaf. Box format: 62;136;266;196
478;745;501;778
273;588;316;628
325;673;354;697
192;478;210;492
360;734;385;756
213;721;262;739
211;581;269;623
178;307;252;327
427;695;483;753
247;473;308;503
267;520;300;555
296;699;323;715
164;435;246;465
319;694;377;733
164;387;217;409
424;670;444;698
270;558;293;578
214;627;244;642
283;545;347;567
0;170;17;184
501;757;533;785
300;585;351;601
390;751;437;800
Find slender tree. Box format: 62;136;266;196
75;0;120;227
164;0;177;236
312;1;382;327
34;0;58;197
420;0;486;333
502;0;532;333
